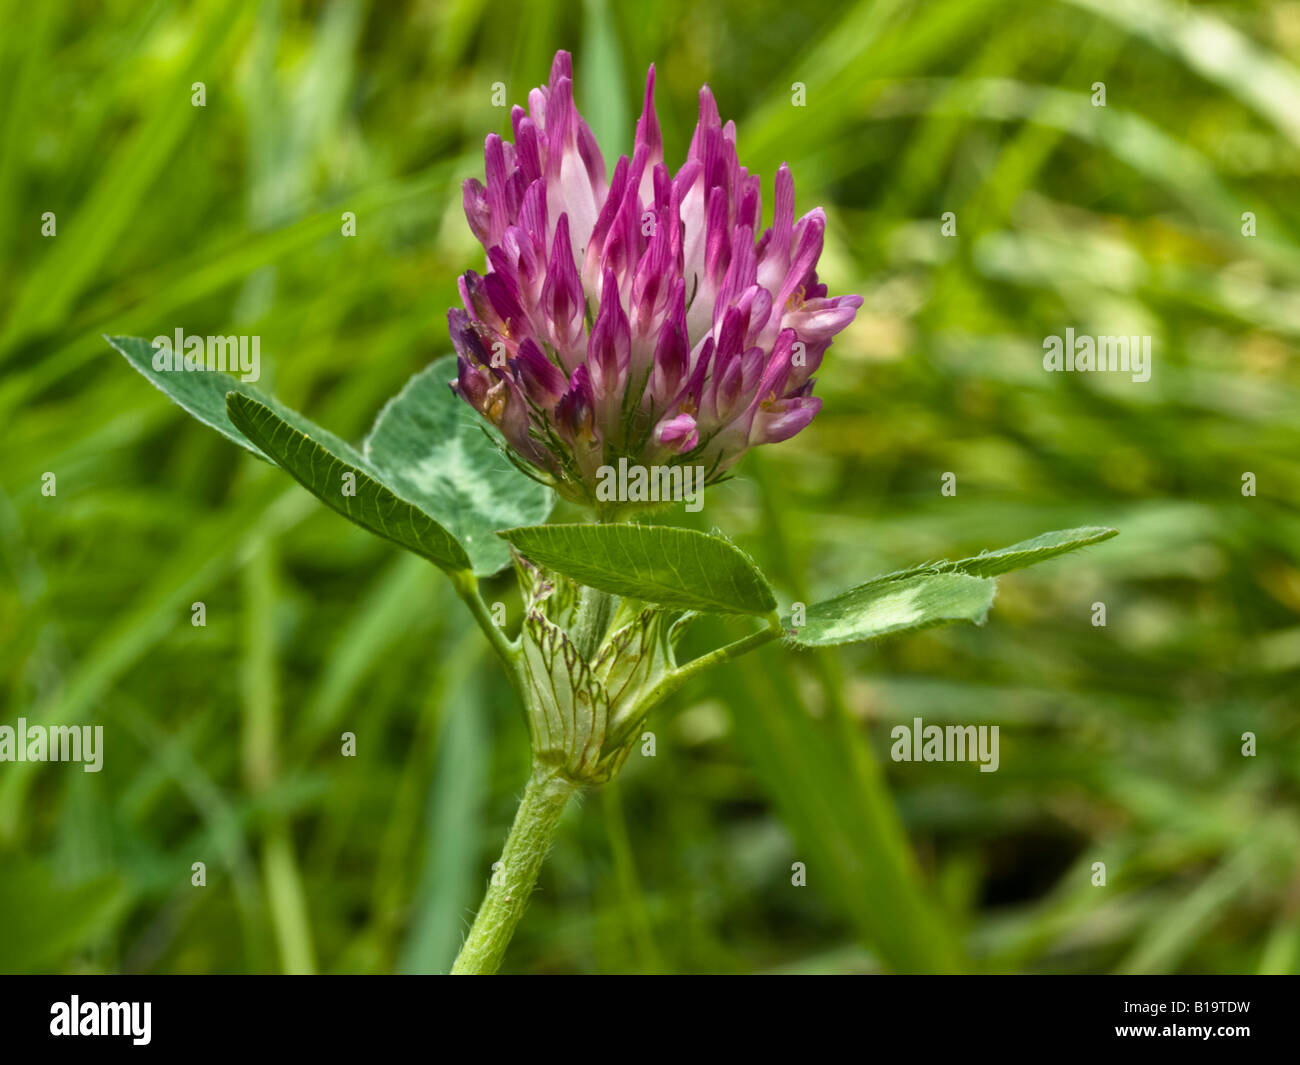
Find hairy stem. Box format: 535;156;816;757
451;764;579;975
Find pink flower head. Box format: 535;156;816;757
450;50;861;506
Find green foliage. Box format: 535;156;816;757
3;0;1298;977
886;527;1118;580
0;861;126;972
226;392;472;574
363;358;554;576
726;646;966;973
788;527;1117;646
501;523;778;616
108;334;287;461
112;336;549;576
792;572;996;647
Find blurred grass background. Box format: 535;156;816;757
2;0;1298;974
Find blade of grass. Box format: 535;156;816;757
398;648;490;974
240;536;316;975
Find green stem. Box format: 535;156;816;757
451;764;579;974
450;569;520;682
640;614;784;709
